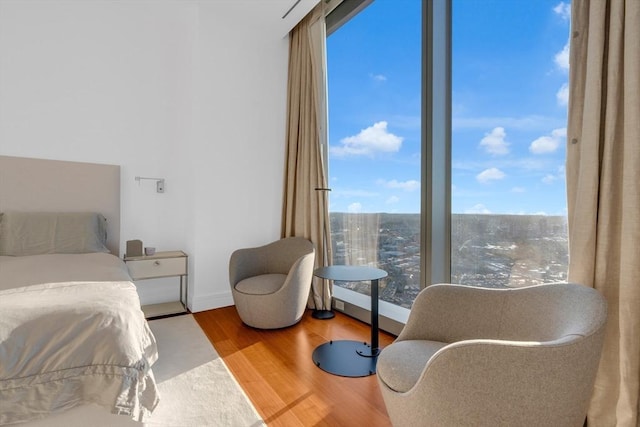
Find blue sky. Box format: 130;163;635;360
326;0;571;216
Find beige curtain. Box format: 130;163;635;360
282;5;333;311
566;1;640;425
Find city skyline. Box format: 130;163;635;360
326;0;571;216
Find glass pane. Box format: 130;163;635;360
327;0;421;309
451;1;571;287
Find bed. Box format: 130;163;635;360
0;157;159;425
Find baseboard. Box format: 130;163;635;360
332;297;405;336
189;290;234;313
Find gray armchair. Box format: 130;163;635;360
376;283;607;427
229;237;315;329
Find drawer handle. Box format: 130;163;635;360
154;261;161;266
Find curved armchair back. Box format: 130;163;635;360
499;283;606;341
263;237;316;275
229;237;314;285
229;237;315;329
399;283;605;345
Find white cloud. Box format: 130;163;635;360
555;40;570;72
556;82;569;106
377;179;420;191
465;204;491;214
331;121;403;157
529;128;566;154
370;73;387;82
333;189;378;198
553;3;571;72
476;167;506;184
347;202;362;213
453;115;566;131
386;196;400;204
542;165;566;184
454;157;558;175
479;127;510;155
554;2;571;21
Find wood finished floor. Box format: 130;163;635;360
194;307;395;426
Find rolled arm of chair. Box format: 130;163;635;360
404;338;600;426
277;252;315;296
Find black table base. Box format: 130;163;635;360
312;340;379;377
312;309;335;319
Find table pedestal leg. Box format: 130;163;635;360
355;278;380;357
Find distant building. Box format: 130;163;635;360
330;213;568;308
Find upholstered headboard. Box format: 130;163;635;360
0;156;121;255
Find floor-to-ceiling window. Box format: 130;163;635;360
450;0;570;288
325;0;570;325
326;0;422;322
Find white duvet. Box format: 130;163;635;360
0;280;159;425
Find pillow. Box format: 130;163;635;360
0;212;110;256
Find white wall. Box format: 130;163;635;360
0;0;291;311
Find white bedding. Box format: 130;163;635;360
0;255;159;425
0;253;132;290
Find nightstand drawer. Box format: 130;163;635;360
127;257;187;280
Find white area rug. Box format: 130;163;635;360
20;314;264;427
145;314;264;426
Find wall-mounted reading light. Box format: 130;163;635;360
135;176;165;193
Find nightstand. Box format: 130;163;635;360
124;250;188;319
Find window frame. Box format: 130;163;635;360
324;0;452;334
